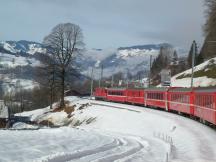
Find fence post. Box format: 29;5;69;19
166;152;169;162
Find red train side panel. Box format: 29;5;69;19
194;87;216;125
94;87;107;100
127;89;144;105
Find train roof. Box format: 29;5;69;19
100;86;216;93
127;88;145;90
193;86;216;93
107;87;127;91
169;87;192;92
144;87;170;92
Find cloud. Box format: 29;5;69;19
0;0;205;50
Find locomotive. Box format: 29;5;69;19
94;87;216;126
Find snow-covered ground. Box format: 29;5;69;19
0;53;41;68
1;97;216;162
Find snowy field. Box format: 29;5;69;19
1;97;216;162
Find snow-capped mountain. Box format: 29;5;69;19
81;43;175;78
0;40;46;55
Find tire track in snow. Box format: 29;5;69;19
38;133;153;162
38;138;122;162
89;137;144;162
115;137;168;162
70;132;167;162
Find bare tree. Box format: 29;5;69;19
43;23;84;108
36;54;59;109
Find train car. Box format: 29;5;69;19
94;87;107;100
145;87;170;110
193;87;216;125
168;88;194;115
106;88;127;103
126;88;145;105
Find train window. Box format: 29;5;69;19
200;95;202;106
172;94;175;101
148;93;151;99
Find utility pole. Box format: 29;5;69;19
99;64;103;88
111;75;114;87
127;69;129;88
149;55;152;87
90;67;94;97
191;40;196;88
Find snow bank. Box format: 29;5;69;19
12;122;39;129
17;96;94;127
171;76;216;87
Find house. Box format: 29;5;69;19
160;69;171;86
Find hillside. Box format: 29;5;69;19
171;57;216;87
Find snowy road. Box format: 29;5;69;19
0;128;168;162
1;97;216;162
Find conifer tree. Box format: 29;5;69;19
187;41;198;68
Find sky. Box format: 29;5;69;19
0;0;205;50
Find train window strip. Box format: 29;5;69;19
147;93;164;100
108;91;124;96
170;94;190;103
194;95;214;109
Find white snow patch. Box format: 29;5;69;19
0;53;41;68
12;122;39;129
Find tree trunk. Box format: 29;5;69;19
50;87;53;109
60;68;65;108
50;68;55;109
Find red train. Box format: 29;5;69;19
94;87;216;126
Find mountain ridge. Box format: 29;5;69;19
0;40;185;78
